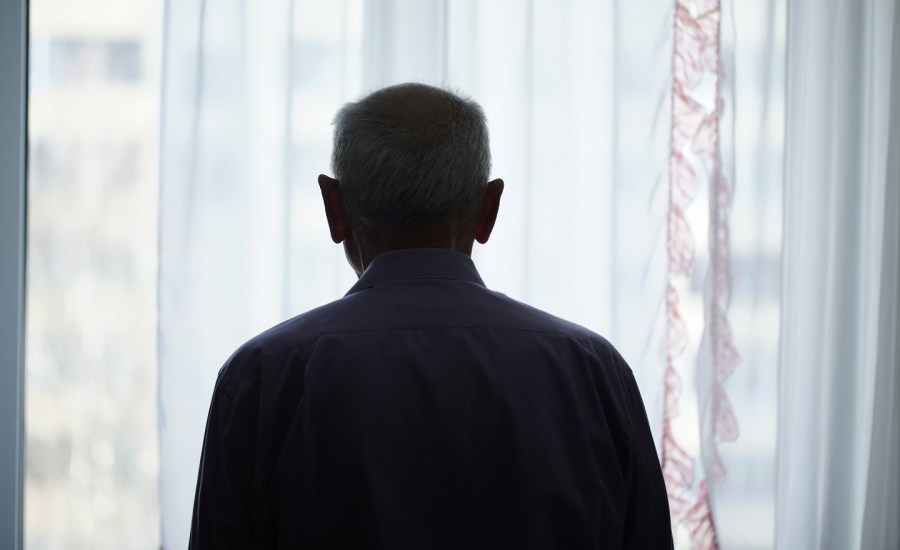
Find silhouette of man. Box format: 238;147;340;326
190;83;673;549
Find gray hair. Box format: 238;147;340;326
331;83;491;227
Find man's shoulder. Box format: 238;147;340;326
486;290;623;359
217;284;629;386
241;298;350;354
214;296;359;387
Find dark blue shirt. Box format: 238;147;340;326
190;248;672;549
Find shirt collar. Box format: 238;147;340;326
345;248;486;296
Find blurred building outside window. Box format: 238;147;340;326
26;0;162;547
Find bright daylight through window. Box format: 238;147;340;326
24;1;783;548
26;0;162;546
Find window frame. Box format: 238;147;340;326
0;0;27;547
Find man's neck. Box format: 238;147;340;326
346;222;476;276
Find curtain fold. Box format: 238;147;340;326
777;0;899;547
157;0;293;545
861;7;900;543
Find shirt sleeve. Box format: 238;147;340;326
189;369;261;549
619;362;675;549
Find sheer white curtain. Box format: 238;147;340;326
158;0;295;545
158;1;783;548
778;0;900;547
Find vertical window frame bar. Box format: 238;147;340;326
0;0;28;547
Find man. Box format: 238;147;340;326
190;83;673;549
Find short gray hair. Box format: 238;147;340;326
331;83;491;227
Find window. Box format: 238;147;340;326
25;0;162;546
25;1;784;548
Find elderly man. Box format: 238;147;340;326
190;83;672;549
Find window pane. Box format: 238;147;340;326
25;0;162;547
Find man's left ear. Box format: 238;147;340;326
474;178;504;244
318;174;349;243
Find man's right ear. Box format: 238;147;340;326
474;178;504;244
318;174;349;243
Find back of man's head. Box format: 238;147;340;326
331;83;491;229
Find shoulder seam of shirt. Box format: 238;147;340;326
215;344;311;428
604;346;638;466
219;344;300;400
